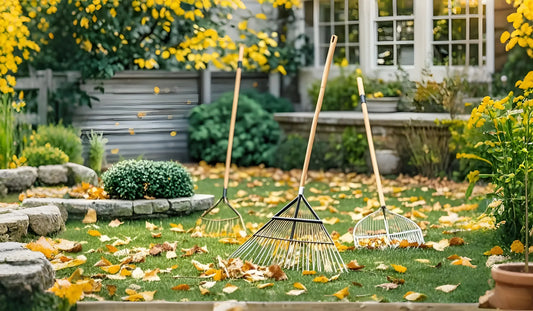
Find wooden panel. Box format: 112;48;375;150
211;72;269;102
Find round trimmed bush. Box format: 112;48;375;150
188;92;281;166
101;160;194;200
22;144;69;167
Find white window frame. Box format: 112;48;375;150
309;0;494;82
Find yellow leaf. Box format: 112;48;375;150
511;240;525;254
143;268;160;281
346;260;365;271
145;221;159;231
257;283;274;289
52;255;88;270
105;244;119;253
151;232;162;238
108;219;124;228
101;265;121;274
88;229;101;237
222;283;239;294
435;283;460;293
391;264;407;273
451;257;477;268
170;223;185;233
171;284;190;291
82;208;97;224
331;287;349;299
484;246;504;256
55;239;82;253
447;254;461;260
302;270;316;275
293;282;307;291
93;257;112;267
139;290;157;301
106;284;117;296
199;286;210;295
213;269;226;281
313;276;329;283
26;236;58;259
404;291;426;301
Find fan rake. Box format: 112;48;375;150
352;77;424;248
197;46;246;237
231;35;346;273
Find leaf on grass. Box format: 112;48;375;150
218;237;241;244
151;232;162;238
286;289;306;296
449;237;465;246
511;240;524;254
313;276;330;283
143;268;160;281
166;251;178;259
222;283;239;294
199;281;216;289
375;263;389;270
483;246;504;256
257;283;274;289
266;265;288;281
339;232;353;244
106;284;117;296
88;229;101;237
108;219;124;228
121;290;156;302
99;235;112;243
323;217;340;225
293;282;307;291
82;208;97;224
55;239;82;253
145;221;159;231
346;260;365;271
331;287;349;299
100;265;121;274
131;267;144;279
52;255;87;270
387;276;405;285
199;286;210;295
391;264;407;273
26;236;58;259
105;244;119;253
451;257;477;268
302;270;316;275
169;223;185;233
191;260;213;271
181;245;209;257
415;259;431;264
375;283;398;290
212;269;226;281
404;291;426;301
428;239;450;251
447;254;461;260
435;283;460;293
171;284;190;291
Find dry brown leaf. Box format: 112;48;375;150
171;284;190;291
449;237;465;246
108;219;124;228
375;283;399;290
286;289;306;296
181;245;209;257
387;275;405;285
55;239;82;253
222;283;239;294
346;260;365;271
94;257;112;267
331;287;349;299
106;284;117;296
82;208;97;224
266;265;287;281
435;283;460;293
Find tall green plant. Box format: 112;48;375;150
0;94;14;169
88;130;108;174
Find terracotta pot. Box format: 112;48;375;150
488;262;533;310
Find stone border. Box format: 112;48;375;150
20;194;214;221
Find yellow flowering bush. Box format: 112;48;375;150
500;0;533;57
460;72;533;243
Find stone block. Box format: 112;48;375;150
133;200;153;215
0;213;29;242
64;162;98;186
16;205;64;236
21;198;68;222
93;200;132;218
152;199;170;213
191;194;214;212
38;165;68;185
0;167;37;192
169;197;192;213
63;199;93;219
0;244;55;296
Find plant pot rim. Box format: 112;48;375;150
492;262;533;286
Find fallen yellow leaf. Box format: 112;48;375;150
145;221;159;231
331;287;349;299
404;291;426;301
257;283;274;289
171;284;190;291
222;283;239;294
313;276;329;283
451;257;476;268
82;208;97;224
143;268;161;281
87;229;101;237
293;282;307;291
391;264;407;273
100;265;121;274
302;270;316;275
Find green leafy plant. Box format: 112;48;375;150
241;89;294;113
461;73;533;244
102;159;194;200
22;143;69;167
87;130;108;174
188;92;281;166
31;123;83;164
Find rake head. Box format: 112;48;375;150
197;196;245;237
353;206;425;248
231;194;346;273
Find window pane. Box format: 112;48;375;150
334;0;345;22
377;21;394;41
377;45;394;65
319;26;331;44
348;46;359;64
469;43;479;66
320;1;331;22
452;44;466;65
348;24;359;42
348;0;358;20
334;48;345;64
469;0;479;14
470;18;478;39
397;20;414;41
433;0;448;16
398;44;414;65
451;19;466;40
433;19;449;41
397;0;413;16
451;0;465;15
433;44;449;65
335;24;346;42
378;0;393;17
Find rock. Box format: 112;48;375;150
169;197;192;213
15;205;64;236
38;165;68;185
0;213;29;242
0;181;7;197
64;162;98;186
21;198;68;222
0;167;38;192
133;200;154;215
0;242;55;296
191;194;214;212
93;200;133;218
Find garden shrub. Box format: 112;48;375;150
188;92;281;166
308;72;357;111
31;124;83;164
22;144;69;167
241;89;294;113
102;160;194;200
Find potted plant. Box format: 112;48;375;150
461;72;533;309
363;77;405;113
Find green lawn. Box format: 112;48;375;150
31;165;521;303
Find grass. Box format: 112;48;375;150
21;165;521;303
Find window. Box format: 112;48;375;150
317;0;360;64
375;0;414;66
432;0;486;66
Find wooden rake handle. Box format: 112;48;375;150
357;77;386;207
299;35;338;188
223;45;245;190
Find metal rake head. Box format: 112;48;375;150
353;206;425;248
198;196;245;237
231;194;346;272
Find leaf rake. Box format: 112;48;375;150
231;35;346;273
197;46;246;237
352;77;425;248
